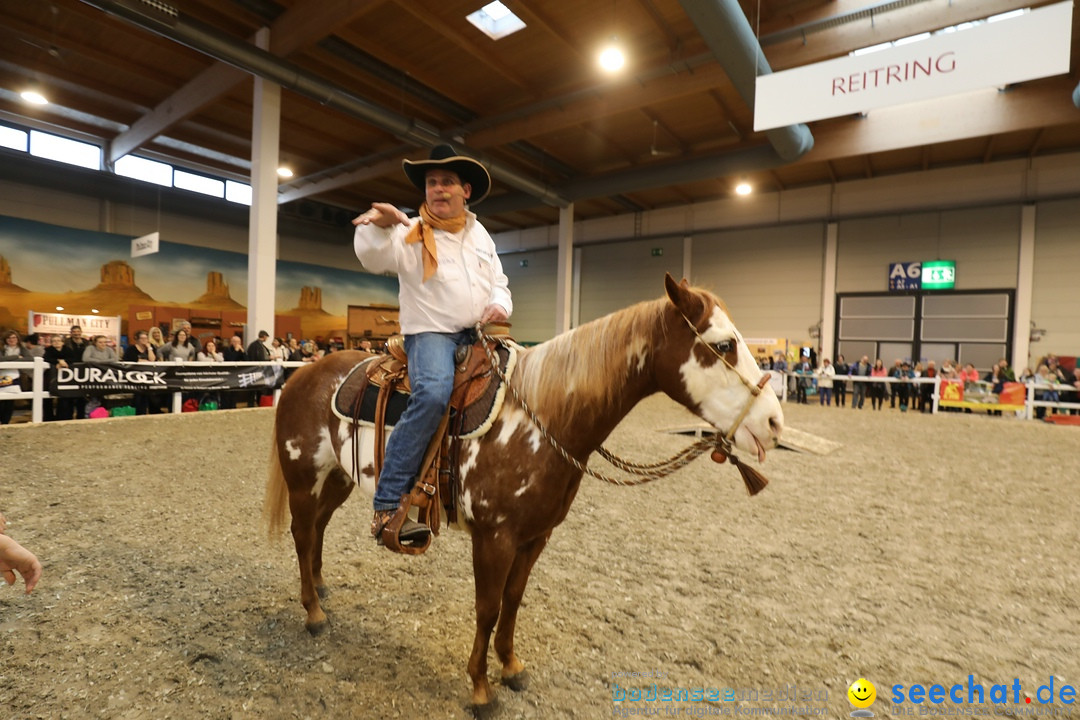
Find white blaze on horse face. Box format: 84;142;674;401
680;306;779;452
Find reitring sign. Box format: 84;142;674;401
754;2;1073;131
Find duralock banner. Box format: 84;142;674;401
51;362;285;397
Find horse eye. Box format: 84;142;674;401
713;340;735;354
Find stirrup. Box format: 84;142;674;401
372;503;432;555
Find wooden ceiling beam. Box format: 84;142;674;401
631;0;683;55
1028;128;1046;157
278;156;403;203
639;107;689;155
500;1;584;62
465;64;728;149
110;0;385;164
392;0;534;93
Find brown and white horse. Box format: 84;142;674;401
263;274;783;710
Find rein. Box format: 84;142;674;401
475;319;771;494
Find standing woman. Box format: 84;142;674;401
147;326;166;356
870;358;888;410
269;337;289;362
82;335;119;363
168;329;198;362
197;339;223;362
42;334;68;421
1;329;32;424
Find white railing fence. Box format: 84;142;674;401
775;371;1080;418
0;357;308;424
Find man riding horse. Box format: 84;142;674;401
352;145;512;552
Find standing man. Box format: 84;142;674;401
246;330;271;362
851;355;872;410
352;144;511;551
246;331;272;408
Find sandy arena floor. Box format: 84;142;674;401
1;398;1078;719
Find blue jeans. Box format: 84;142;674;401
373;330;472;511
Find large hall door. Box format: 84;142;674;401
835;291;1013;372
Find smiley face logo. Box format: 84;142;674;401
848;678;876;708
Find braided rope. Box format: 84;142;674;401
476;325;714;486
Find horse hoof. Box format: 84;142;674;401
305;619;329;636
501;670;530;692
315;585;329;601
468;697;499;720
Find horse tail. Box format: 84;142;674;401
262;417;291;541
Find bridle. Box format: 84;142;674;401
677;310;772;456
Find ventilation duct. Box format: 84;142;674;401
678;0;814;162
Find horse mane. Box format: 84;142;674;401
515;297;669;421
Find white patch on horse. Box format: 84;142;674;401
494;407;542;454
495;515;507;525
310;427;339;498
336;424;378;497
458;442;481;488
461;488;476;522
626;338;649;374
514;477;531;497
284;439;302;461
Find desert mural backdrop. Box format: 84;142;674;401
0;214;398;340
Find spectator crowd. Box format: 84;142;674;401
0;323;359;424
759;349;1080;418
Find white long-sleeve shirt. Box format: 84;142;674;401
353;211;512;335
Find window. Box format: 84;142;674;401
0;125;28;152
173;169;225;198
225;180;252;205
29;130;101;170
466;1;526;40
115;155;174;187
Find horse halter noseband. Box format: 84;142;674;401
678;310;771;454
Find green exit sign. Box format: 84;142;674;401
921;260;956;290
651;248;663;257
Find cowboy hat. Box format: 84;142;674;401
402;144;491;205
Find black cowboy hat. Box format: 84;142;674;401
402;144;491;205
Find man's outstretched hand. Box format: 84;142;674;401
353;203;409;228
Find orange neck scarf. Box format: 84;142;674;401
405;203;467;282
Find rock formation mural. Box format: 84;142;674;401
0;214;398;338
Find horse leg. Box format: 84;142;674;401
311;469;353;600
467;532;516;713
289;490;329;635
494;534;549;692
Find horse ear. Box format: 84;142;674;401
665;273;705;321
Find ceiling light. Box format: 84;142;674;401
598;40;625;73
20;90;49;105
55;306;64;311
735;181;752;196
277;167;294;178
91;308;100;314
